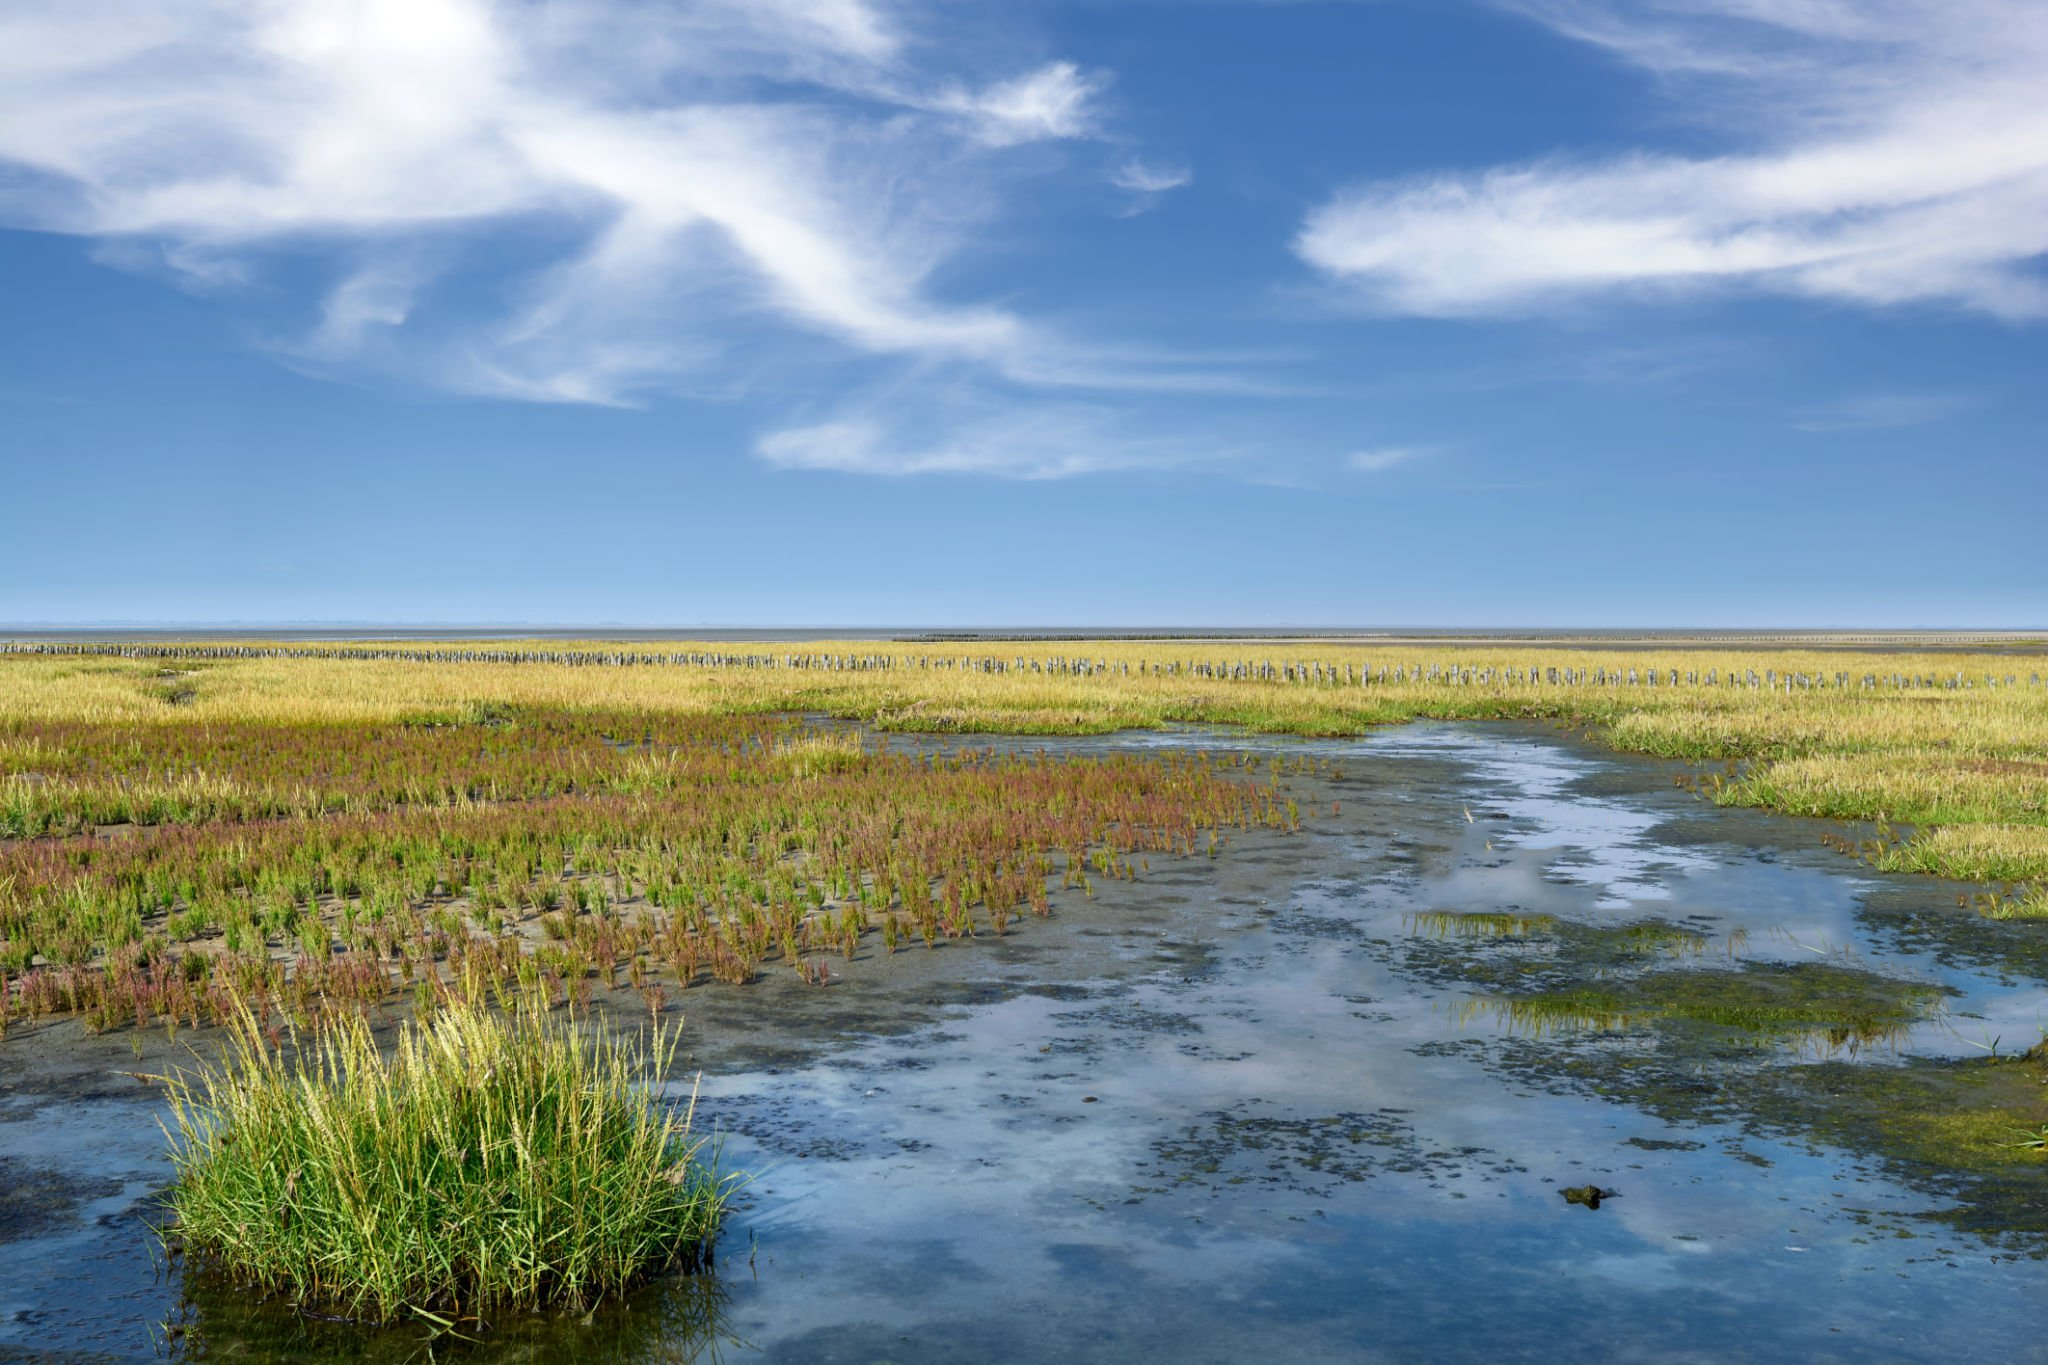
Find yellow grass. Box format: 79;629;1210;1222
4;641;2044;890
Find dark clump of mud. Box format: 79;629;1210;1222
1144;1103;1528;1198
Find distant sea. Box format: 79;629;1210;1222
3;625;2040;645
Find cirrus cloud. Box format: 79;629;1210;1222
1110;159;1192;194
0;0;1129;405
1297;0;2048;319
758;404;1228;480
1347;446;1424;472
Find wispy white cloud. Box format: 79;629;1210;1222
758;401;1228;479
932;61;1107;147
0;0;1142;408
1110;160;1192;194
714;0;902;64
1297;0;2048;318
303;257;430;358
1791;391;1975;432
1107;158;1192;216
1346;446;1423;472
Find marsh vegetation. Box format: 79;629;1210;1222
0;640;2040;1039
0;713;1288;1039
3;691;2045;1361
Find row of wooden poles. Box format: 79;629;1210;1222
3;641;2042;693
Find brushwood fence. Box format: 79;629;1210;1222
3;641;2042;695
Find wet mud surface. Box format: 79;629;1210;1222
3;721;2046;1362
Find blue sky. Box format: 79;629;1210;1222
2;0;2042;628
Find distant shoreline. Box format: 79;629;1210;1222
3;625;2044;652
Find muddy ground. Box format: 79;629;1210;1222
3;721;2046;1363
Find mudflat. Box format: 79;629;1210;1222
5;722;2046;1362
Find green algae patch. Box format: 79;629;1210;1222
1491;1031;2048;1241
1406;909;1711;954
1455;950;2048;1243
1396;915;1735;1004
1485;962;1947;1052
1605;921;1712;957
1788;1052;2048;1180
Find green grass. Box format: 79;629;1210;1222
1979;886;2048;920
1406;910;1559;939
160;997;728;1326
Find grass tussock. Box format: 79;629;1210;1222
161;998;726;1325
